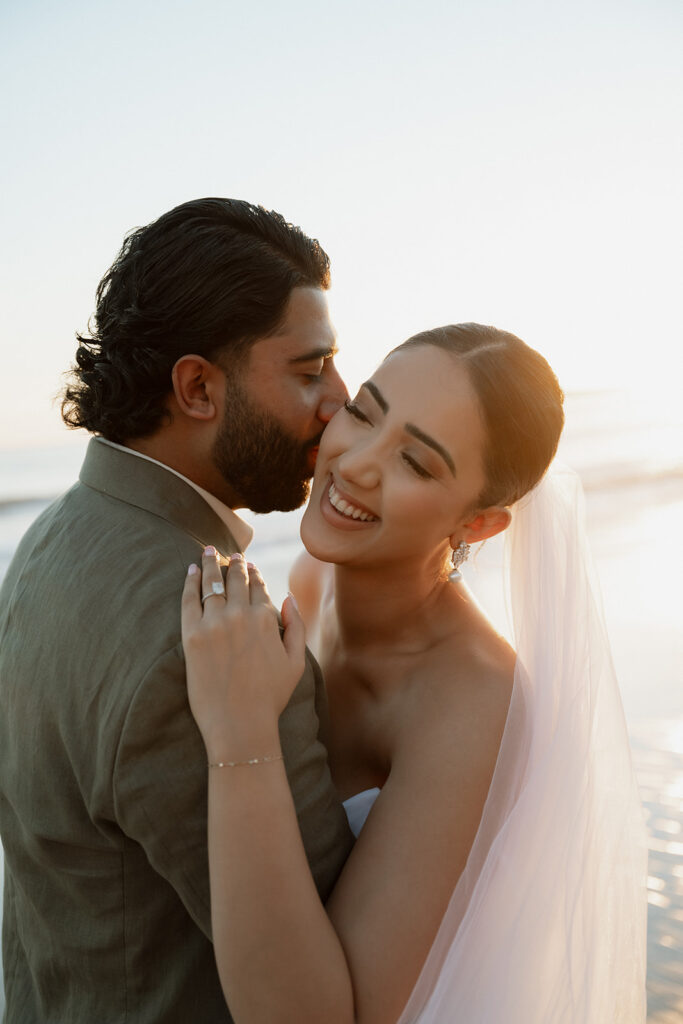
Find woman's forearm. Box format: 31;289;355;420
206;746;354;1023
182;555;354;1021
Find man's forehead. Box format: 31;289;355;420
254;288;337;362
276;287;333;330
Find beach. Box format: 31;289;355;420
1;388;682;1019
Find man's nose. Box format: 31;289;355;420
317;364;349;423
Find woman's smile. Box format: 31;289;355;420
320;475;380;530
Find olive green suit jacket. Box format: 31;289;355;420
0;438;353;1023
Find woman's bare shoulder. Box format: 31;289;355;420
448;625;515;730
400;622;516;781
446;596;516;711
288;549;333;634
462;626;517;697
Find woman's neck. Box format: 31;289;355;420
331;557;465;656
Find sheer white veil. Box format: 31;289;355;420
397;463;648;1023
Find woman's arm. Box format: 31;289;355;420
182;549;508;1023
183;550;353;1022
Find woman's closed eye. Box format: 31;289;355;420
402;452;432;479
345;401;433;478
344;399;371;423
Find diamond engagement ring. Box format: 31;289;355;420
201;581;225;605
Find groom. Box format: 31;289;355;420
0;199;354;1022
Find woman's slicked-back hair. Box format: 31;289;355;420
393;324;565;508
61;198;331;442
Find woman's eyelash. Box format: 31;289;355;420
344;400;369;422
402;453;432;479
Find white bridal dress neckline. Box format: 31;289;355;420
342;787;381;838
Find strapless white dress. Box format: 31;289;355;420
342;787;380;838
339;467;646;1023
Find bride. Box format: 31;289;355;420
181;323;647;1023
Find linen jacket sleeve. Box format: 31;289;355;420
113;642;214;934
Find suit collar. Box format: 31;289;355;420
79;437;244;555
93;438;253;551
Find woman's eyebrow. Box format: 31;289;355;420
361;380;389;413
405;424;456;476
361;381;456;476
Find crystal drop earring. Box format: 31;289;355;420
448;540;470;582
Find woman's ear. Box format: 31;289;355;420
171;355;222;421
452;506;512;548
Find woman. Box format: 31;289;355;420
182;324;647;1022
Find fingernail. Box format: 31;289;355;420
247;561;256;570
230;552;244;562
188;563;199;576
287;591;299;612
203;546;218;558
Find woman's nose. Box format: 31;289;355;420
336;441;380;491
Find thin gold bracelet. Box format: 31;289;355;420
208;754;284;768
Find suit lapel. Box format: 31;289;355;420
79;438;240;554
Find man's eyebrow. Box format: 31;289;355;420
288;345;338;364
362;381;456;476
405;424;456;476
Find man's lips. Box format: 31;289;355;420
307;445;320;465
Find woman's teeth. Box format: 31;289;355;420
328;482;378;521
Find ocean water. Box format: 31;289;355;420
1;389;682;1019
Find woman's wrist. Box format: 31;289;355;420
200;719;282;767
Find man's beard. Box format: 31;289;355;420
212;381;320;514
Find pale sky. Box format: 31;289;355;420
1;0;681;448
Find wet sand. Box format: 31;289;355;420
630;721;683;1022
589;483;683;1021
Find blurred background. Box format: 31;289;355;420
1;0;682;1018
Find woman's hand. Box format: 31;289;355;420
181;548;306;759
182;549;353;1024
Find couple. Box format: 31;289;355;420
0;198;646;1022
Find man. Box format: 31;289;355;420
0;198;354;1022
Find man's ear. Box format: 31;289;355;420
452;506;512;548
171;355;223;421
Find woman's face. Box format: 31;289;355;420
300;344;490;570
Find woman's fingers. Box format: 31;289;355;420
181;563;203;636
246;562;276;610
200;546;226;612
182;552;305;730
192;550;274;614
226;552;250;607
189;549;281;634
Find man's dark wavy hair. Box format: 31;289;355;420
61;198;331;443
